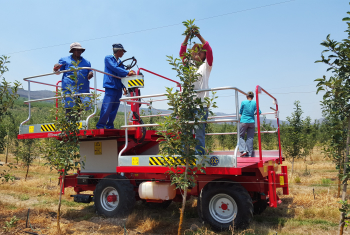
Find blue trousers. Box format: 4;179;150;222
96;88;122;129
63;88;91;110
195;108;209;155
239;123;255;155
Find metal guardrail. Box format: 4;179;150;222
255;85;282;166
118;87;248;167
20;67;121;129
118;86;281;168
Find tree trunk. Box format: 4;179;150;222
178;162;189;235
5;130;9;164
338;151;343;198
25;165;29;181
57;172;65;235
292;157;294;175
339;117;350;235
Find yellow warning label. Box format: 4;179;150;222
264;166;267;173
280;176;284;186
132;157;139;166
29;126;34;133
94;142;102;155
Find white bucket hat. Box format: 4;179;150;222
69;42;85;53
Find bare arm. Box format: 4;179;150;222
182;34;190;46
196;33;206;45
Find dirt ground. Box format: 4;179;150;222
0;149;349;235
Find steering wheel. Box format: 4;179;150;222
120;56;137;70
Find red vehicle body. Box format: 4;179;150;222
18;65;288;231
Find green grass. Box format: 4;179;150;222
19;194;29;201
55;199;82;207
294;176;301;184
254;216;337;227
321;178;333;186
5;204;17;210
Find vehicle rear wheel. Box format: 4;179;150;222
94;174;135;217
198;182;253;231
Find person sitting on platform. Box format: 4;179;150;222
53;42;93;113
239;91;261;157
96;43;135;129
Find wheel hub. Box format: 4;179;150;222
220;202;229;211
107;194;117;203
101;186;120;211
209;193;237;223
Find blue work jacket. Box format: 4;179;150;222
59;55;92;93
103;55;128;90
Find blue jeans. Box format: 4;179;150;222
239;123;255;155
96;88;123;129
195;108;209;155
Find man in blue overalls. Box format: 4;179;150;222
53;42;93;113
96;43;135;129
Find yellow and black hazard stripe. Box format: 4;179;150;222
41;124;56;132
128;79;144;87
149;156;195;166
41;122;83;132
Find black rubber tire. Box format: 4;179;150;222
200;182;253;231
253;198;268;215
143;200;172;209
94;174;135;217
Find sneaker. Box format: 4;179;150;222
241;152;248;157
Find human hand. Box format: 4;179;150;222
53;63;62;72
88;71;93;80
128;71;136;76
123;88;128;95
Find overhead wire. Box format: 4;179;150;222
3;0;296;55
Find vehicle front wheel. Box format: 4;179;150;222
198;182;253;231
94;174;135;217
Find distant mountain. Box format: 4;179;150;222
16;88;56;102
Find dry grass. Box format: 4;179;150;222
1;150;350;234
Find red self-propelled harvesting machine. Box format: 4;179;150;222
18;58;288;231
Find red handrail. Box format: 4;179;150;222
255;85;282;167
137;68;182;91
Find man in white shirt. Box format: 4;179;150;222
180;32;213;154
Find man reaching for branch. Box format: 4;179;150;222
179;30;213;154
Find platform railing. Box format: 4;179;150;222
20;67;121;129
256;85;282;166
119;86;248;168
206;111;279;135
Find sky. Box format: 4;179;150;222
0;0;348;121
